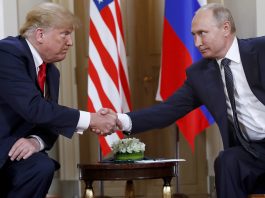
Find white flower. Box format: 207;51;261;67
111;138;145;154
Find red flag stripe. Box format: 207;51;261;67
114;0;125;41
112;0;131;111
99;136;112;155
100;5;117;43
89;39;122;109
90;20;120;90
177;108;209;150
119;59;132;111
87;96;96;112
88;58;117;111
160;18;192;99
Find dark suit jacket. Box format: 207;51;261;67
128;36;265;150
0;36;80;168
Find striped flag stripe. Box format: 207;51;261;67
88;59;117;111
112;1;132;112
101;5;118;43
89;21;119;89
90;1;119;66
119;61;132;111
114;0;125;40
88;39;121;110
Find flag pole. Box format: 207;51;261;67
98;145;104;196
175;125;180;193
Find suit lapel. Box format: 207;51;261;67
203;60;227;119
238;39;265;105
19;37;38;84
46;64;59;102
238;39;260;88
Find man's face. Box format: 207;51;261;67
39;27;73;63
191;9;228;59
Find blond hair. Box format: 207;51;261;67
20;2;79;37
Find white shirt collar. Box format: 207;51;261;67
26;39;43;69
217;37;241;65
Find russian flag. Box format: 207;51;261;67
156;0;214;151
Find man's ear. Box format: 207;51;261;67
223;21;231;37
35;28;45;43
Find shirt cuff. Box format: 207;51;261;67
117;113;132;131
76;111;91;134
29;135;45;151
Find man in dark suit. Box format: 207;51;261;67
115;3;265;198
0;2;117;198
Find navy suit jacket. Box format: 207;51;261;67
0;36;80;168
128;36;265;150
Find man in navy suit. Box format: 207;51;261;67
0;2;117;198
114;3;265;198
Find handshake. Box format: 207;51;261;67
89;108;123;136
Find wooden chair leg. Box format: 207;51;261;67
84;181;94;198
125;180;135;198
163;177;172;198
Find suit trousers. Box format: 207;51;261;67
0;152;56;198
214;142;265;198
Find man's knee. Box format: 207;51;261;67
32;153;56;178
214;147;242;174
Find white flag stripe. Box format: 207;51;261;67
155;67;163;101
121;90;130;112
89;38;121;111
117;76;129;113
88;79;102;111
109;3;128;77
197;0;206;6
105;132;120;147
109;2;130;113
90;1;119;69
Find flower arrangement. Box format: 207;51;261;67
111;138;145;160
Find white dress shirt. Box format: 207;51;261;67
217;37;265;140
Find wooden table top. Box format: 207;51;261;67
78;161;178;181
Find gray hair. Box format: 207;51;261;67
20;2;80;38
200;3;236;33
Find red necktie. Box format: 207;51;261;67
37;62;47;93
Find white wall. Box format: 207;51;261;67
256;0;265;36
0;0;4;38
224;0;257;38
0;0;18;39
17;0;48;28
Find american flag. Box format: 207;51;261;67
88;0;132;156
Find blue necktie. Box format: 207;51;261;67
222;58;258;158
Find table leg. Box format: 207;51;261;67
84;181;94;198
162;177;172;198
125;180;135;198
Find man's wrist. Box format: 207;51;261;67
117;113;132;131
29;138;41;151
28;135;45;151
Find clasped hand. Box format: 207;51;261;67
90;108;122;136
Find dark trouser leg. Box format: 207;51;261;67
0;152;56;198
214;146;265;198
